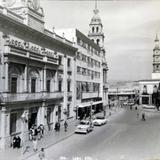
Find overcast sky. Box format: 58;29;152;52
41;0;160;82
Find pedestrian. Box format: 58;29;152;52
142;113;146;121
12;136;17;148
57;121;60;131
64;121;68;132
16;136;21;148
40;124;44;138
29;128;33;141
38;148;45;160
55;122;58;132
37;126;41;140
32;137;38;152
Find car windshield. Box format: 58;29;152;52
79;121;89;125
96;117;105;119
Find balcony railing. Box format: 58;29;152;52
0;92;63;103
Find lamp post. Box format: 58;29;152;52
90;101;93;121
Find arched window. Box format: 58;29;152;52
143;85;147;94
153;85;158;93
96;39;100;45
96;27;99;32
92;27;95;33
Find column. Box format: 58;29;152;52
21;109;29;144
37;102;46;126
24;65;28;92
139;95;142;105
4;58;9;93
0;107;7;149
72;56;76;119
63;54;67;121
43;66;47;92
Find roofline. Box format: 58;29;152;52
75;29;101;51
0;11;77;53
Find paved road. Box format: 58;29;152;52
27;108;160;160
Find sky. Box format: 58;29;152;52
40;0;160;82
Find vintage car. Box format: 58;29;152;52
93;116;107;126
75;120;94;134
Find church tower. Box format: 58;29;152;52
88;1;105;48
152;34;160;79
1;0;44;32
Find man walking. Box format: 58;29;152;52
64;121;68;132
38;148;45;160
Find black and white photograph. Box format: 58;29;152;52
0;0;160;160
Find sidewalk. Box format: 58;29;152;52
0;108;120;160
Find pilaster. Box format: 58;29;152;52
63;54;67;120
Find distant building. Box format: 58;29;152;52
0;0;77;149
139;34;160;105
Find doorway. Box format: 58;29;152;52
28;112;37;129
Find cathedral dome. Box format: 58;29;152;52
90;9;102;25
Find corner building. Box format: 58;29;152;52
55;5;108;119
0;0;77;148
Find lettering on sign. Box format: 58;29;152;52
7;37;57;58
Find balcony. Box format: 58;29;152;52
0;92;63;103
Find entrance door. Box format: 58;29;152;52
28;113;37;129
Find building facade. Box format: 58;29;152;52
55;4;108;119
139;35;160;105
0;1;77;149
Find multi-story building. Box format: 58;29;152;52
0;1;77;149
55;4;108;119
88;4;108;110
139;34;160;105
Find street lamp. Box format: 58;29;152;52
90;101;93;121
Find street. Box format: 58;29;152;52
26;107;160;160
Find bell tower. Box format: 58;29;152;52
152;34;160;79
88;0;105;48
1;0;45;32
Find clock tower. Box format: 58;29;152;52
88;1;104;48
152;34;160;79
1;0;44;32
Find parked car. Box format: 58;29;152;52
93;116;107;126
75;120;94;134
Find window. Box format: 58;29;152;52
46;80;50;92
92;27;95;33
58;55;62;65
97;39;100;45
67;105;70;118
96;27;99;32
67;80;71;92
31;78;36;93
58;106;61;121
10;113;17;134
67;58;71;67
11;77;17;93
58;80;62;92
77;66;81;74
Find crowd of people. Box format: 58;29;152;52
29;124;44;141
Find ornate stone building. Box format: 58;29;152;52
0;0;77;148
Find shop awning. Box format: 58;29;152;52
78;101;103;108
